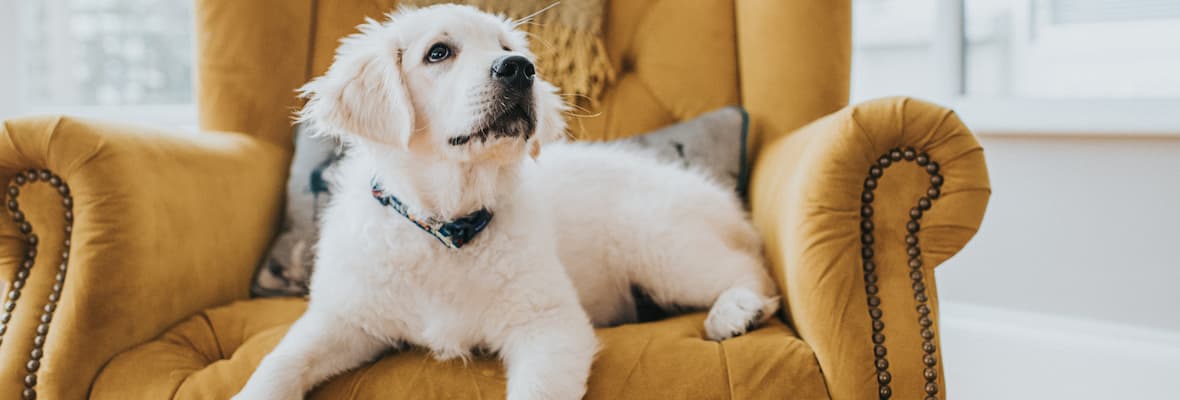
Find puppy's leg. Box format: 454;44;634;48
500;310;598;400
233;310;386;400
631;240;779;341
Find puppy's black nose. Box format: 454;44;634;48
491;55;535;90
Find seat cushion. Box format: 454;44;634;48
92;298;829;399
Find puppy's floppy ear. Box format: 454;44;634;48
529;79;570;160
298;19;413;148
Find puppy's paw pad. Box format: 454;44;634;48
705;288;771;341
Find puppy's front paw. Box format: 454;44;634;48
704;288;774;341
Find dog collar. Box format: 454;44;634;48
370;178;493;249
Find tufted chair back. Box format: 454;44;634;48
195;0;850;160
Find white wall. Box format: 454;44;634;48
934;134;1180;399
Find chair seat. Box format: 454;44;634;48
92;298;829;399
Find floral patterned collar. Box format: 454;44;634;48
370;178;493;249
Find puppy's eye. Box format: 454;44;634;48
426;43;452;63
501;45;510;51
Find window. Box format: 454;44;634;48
852;0;1180;134
0;0;195;126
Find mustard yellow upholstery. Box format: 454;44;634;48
0;0;991;399
93;298;829;399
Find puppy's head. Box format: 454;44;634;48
299;5;566;163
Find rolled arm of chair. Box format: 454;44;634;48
0;116;289;399
749;97;990;400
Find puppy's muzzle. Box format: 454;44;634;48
492;56;535;91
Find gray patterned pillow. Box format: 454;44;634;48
251;106;750;297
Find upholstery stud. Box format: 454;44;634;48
872;332;885;344
878;371;892;384
916;153;930;166
38;170;51;181
866;284;879;295
870;166;883;178
864;177;877;190
14;175;26;185
930;175;944;187
861;233;874;245
862;220;875;232
874;345;887;357
21;388;35;400
924;354;937;367
878;156;892;168
862;260;876;273
872;320;885;332
906;221;920;233
862;191;875;203
865;273;878;284
927;187;941;199
24;170;38;181
909;207;922;219
7;186;18;197
924;367;938;380
925;382;939;395
879;385;892;399
30;348;42;360
925;161;940;175
24;374;35;387
12;209;24;222
861;205;873;218
875;358;889;371
26;360;39;372
903;147;917;160
889;149;902;161
910;270;923;281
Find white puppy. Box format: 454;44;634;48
235;5;778;400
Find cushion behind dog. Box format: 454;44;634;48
252;106;750;297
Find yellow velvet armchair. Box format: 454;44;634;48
0;0;989;398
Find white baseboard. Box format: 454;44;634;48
939;301;1180;399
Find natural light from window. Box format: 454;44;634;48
0;0;194;124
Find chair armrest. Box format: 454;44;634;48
0;116;289;399
749;97;990;400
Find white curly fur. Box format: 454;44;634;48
235;5;778;400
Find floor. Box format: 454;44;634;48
939;301;1180;399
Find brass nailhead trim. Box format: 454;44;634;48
4;169;73;400
860;148;943;399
